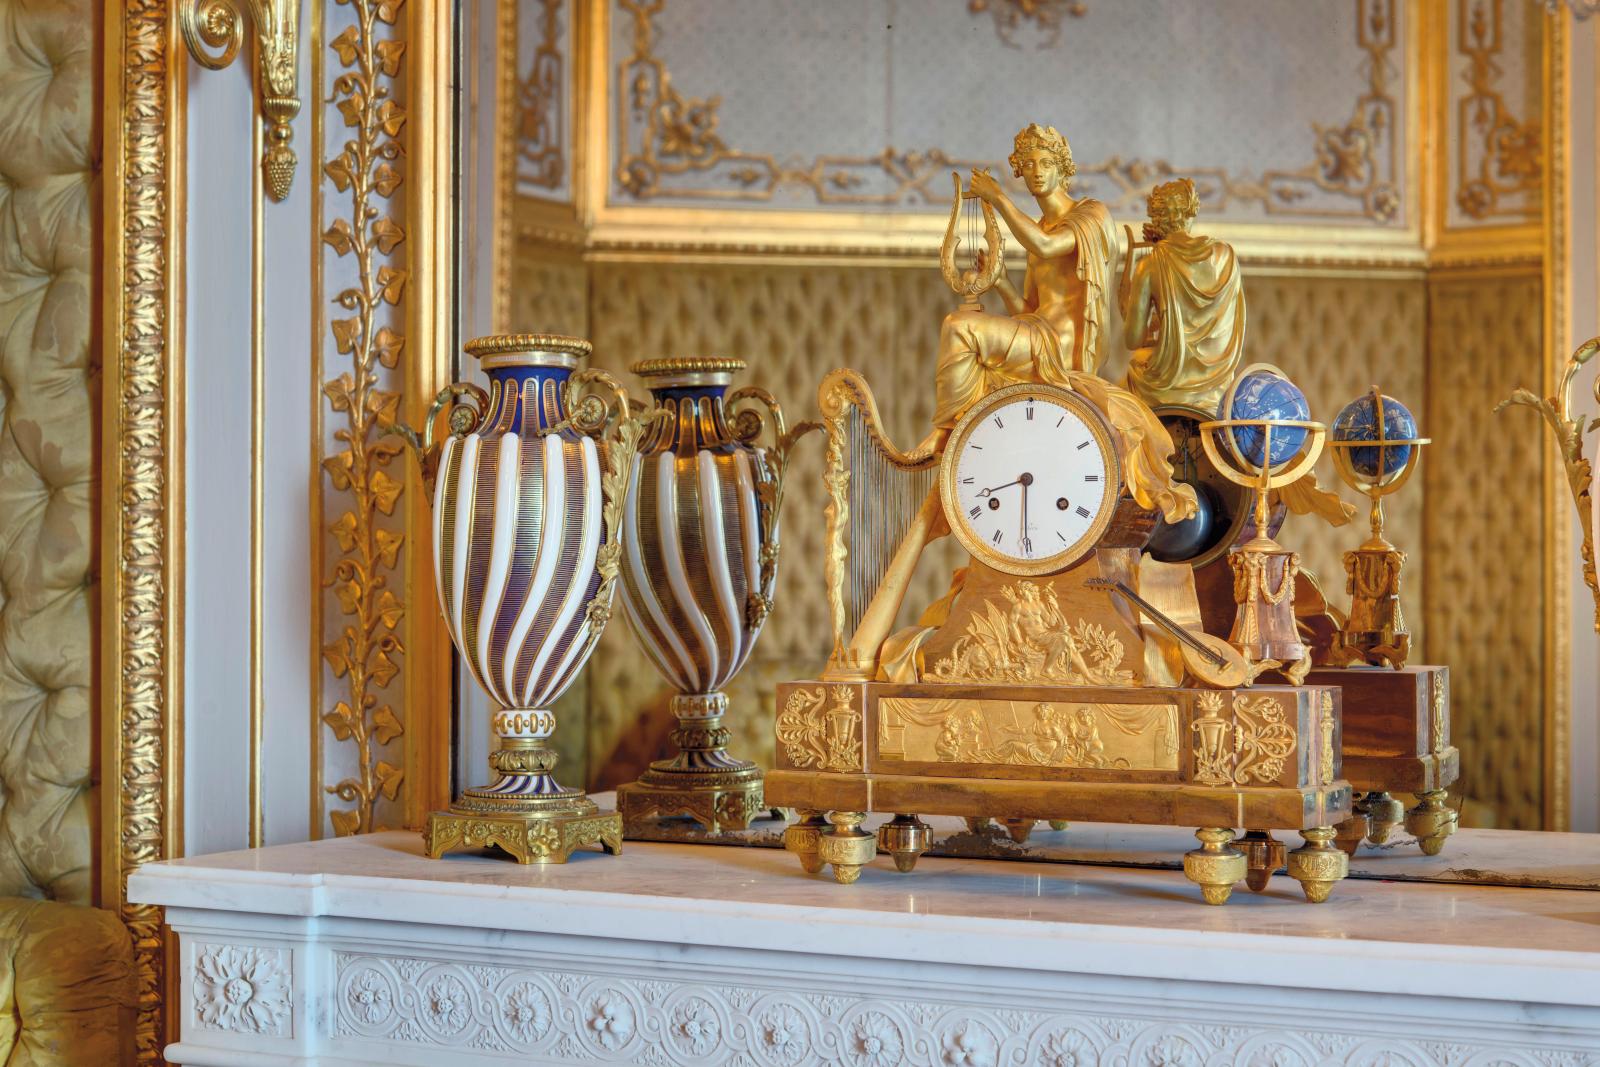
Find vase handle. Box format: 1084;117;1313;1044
388;381;490;495
727;387;823;628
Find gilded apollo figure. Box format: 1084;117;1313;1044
924;123;1194;520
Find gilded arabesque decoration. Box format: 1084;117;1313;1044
518;0;565;189
110;3;176;1062
319;0;410;837
612;0;1402;223
1189;693;1298;787
968;0;1086;49
776;686;862;772
1455;0;1543;221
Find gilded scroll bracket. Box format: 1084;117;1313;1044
178;0;302;201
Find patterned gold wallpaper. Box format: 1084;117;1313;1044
1424;269;1545;829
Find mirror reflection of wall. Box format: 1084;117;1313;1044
458;0;1589;832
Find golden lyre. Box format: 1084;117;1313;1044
939;170;1005;309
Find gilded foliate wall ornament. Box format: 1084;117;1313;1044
319;0;411;837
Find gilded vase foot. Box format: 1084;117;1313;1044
818;811;876;884
618;767;766;836
1287;827;1348;903
1405;789;1457;857
1358;791;1405;845
423;805;623;865
1183;828;1245;906
783;809;829;874
1001;817;1035;845
1238;829;1284;893
1047;820;1069;831
877;814;932;873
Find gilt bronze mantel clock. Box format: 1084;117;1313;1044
767;137;1352;905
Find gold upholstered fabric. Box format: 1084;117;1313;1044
0;898;136;1065
0;0;97;902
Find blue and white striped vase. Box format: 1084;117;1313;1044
616;357;793;833
421;333;631;863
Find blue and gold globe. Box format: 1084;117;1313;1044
1220;367;1310;469
1333;392;1417;478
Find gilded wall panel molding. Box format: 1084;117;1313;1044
604;0;1404;226
315;0;411;837
104;3;179;1062
518;0;567;191
1450;0;1544;225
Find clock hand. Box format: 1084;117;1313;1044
978;478;1023;498
1019;473;1032;554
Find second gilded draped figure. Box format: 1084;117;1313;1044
617;358;816;833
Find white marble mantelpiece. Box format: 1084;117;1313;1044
131;831;1600;1066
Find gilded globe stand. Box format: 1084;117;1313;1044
1199;410;1327;685
1327;387;1430;669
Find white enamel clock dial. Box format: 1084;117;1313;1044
940;384;1121;575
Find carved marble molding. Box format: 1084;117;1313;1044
316;947;1598;1065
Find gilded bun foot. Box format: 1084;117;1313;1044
423;805;623;865
1405;790;1457;857
1333;813;1370;857
1359;791;1405;844
1001;818;1035;844
1287;827;1348;903
819;811;876;884
1047;820;1069;831
784;810;829;874
878;814;931;873
1238;829;1284;893
964;816;993;834
1183;828;1246;906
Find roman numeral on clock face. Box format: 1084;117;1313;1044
970;506;981;519
991;530;1002;544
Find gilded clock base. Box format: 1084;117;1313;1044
1183;828;1246;905
618;766;768;835
1238;829;1285;893
1358;790;1407;845
1333;813;1370;857
1405;789;1458;857
423;800;624;865
812;812;876;889
877;813;932;872
784;809;830;874
1286;827;1348;903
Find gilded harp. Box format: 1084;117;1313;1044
818;369;941;679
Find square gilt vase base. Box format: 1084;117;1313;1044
422;808;623;864
618;771;770;837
